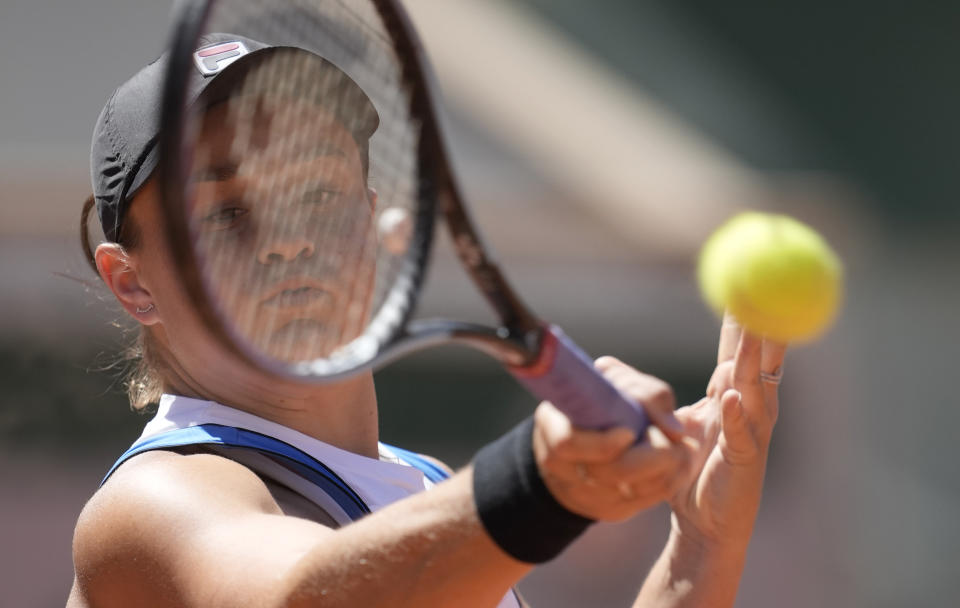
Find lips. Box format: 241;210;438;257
261;277;336;310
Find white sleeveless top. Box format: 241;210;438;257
135;394;522;608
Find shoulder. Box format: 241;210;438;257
73;448;282;557
417;454;456;477
385;443;456;480
71;450;285;606
87;448;283;521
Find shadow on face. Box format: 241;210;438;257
187;94;378;363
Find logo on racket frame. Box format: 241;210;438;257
193;41;250;76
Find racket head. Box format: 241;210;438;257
158;0;442;380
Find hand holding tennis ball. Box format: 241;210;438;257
698;212;843;343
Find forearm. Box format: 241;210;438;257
277;468;532;608
633;515;749;608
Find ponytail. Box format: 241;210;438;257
80;195;98;276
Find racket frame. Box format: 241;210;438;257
157;0;651;436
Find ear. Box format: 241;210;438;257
95;243;159;325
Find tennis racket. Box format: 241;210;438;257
157;0;650;435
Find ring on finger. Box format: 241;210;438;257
759;367;784;385
616;481;634;500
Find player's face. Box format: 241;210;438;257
188;95;376;362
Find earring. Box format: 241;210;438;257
135;304;155;314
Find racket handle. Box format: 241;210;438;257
509;325;650;436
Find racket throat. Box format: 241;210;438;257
507;324;559;378
401;319;534;367
507;325;649;433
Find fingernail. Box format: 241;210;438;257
594;355;619;368
647;425;669;448
681;436;701;451
722;390;743;416
723;388;742;402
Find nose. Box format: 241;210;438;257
257;235;316;265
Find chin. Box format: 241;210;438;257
258;318;353;363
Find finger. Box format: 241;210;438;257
706;359;734;400
590;427;693;485
598;359;675;412
596;358;685;442
733;330;773;427
614;473;676;510
760;339;788;418
643;406;687;444
733;330;763;391
717;311;742;364
708;311;742;398
648;424;700;454
601;450;693;513
534;401;636;463
718;388;760;464
761;340;787;375
594;355;625;373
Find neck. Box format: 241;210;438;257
254;374;381;458
154;331;381;458
174;371;381;458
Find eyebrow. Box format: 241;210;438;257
191;141;349;183
192;162;239;183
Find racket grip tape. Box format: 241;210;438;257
509;325;650;435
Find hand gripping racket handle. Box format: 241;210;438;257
508;325;650;436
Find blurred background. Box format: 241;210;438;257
2;0;958;606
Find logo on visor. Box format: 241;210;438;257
193;41;250;76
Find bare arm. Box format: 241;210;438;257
633;516;750;607
72;451;529;608
72;360;692;608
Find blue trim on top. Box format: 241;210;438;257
384;444;451;484
102;424;371;520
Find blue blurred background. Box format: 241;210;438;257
2;1;958;606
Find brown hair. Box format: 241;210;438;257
81;195;164;411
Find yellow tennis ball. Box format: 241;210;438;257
697;212;843;343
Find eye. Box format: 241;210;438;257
201;203;249;229
304;187;340;205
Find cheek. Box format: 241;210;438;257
148;268;241;378
148;266;202;334
136;237;218;343
136;240;183;310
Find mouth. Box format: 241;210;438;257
261;278;336;310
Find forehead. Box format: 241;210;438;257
201;93;352;136
194;93;363;163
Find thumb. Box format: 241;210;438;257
719;389;759;462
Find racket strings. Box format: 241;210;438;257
185;0;422;366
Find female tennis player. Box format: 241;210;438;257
67;38;787;608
